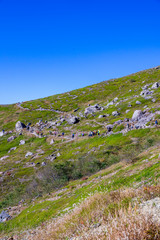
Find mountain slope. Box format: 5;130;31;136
1;66;160;239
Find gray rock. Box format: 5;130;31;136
112;111;120;116
106;124;113;132
128;104;132;107
136;101;141;105
140;90;153;97
15;121;26;131
41;162;46;166
57;152;61;157
114;97;118;102
67;116;80;124
84;104;102;115
50;139;54;145
126;109;130;113
114;120;123;125
19;140;25;145
0;156;9;161
8;147;17;153
142;84;150;90
0;130;5;137
98;115;107;118
151;82;159;89
7;136;16;142
25;152;33;158
0;211;11;223
132;110;143;121
152;98;156;103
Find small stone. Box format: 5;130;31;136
25;152;33;158
19;140;25;145
8;147;17;153
7;136;16;142
112;111;120;116
136;101;141;105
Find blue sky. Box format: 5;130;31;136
0;0;160;104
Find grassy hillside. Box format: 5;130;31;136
1;66;160;239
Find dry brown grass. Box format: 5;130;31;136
21;186;160;240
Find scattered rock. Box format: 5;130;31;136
8;147;17;153
0;156;9;161
25;152;33;158
57;152;61;157
0;130;5;137
50;139;54;145
0;211;11;223
136;101;141;105
84;104;102;115
152;98;156;103
67;116;80;124
7;136;16;142
106;124;113;132
126;110;130;113
19;140;25;145
142;84;150;90
15;121;26;132
112;111;120;116
98;115;107;118
140;90;153;97
151;82;159;89
41;162;46;166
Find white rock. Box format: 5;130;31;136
19;140;25;145
132;110;143;121
57;152;61;157
15;121;26;131
25;152;33;158
8;147;17;153
50;139;54;145
151;82;159;89
126;110;130;113
112;111;120;116
136;101;141;105
0;156;9;161
0;131;5;137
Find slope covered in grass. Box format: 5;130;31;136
1;66;160;239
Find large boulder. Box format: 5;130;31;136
84;104;102;115
67;116;80;124
0;211;11;223
151;82;159;89
132;110;143;121
15;121;26;132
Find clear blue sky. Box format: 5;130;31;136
0;0;160;104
